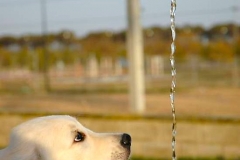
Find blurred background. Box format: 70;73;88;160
0;0;240;159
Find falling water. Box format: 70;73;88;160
170;0;177;160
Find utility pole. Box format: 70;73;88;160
40;0;50;92
127;0;145;113
232;6;239;87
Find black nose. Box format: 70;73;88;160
120;133;131;149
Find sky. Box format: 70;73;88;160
0;0;239;37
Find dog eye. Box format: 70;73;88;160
74;132;85;142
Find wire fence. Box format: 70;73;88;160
0;55;239;93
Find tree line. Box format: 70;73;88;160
0;23;239;71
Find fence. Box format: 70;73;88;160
0;55;239;93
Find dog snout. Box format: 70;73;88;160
120;133;131;149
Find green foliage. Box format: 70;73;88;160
0;48;11;67
0;23;239;69
201;41;233;62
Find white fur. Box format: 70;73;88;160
0;115;131;160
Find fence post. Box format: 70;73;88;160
87;55;98;78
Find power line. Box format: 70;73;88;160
144;8;233;18
0;15;125;29
0;0;37;7
0;7;239;36
0;0;117;8
0;8;236;29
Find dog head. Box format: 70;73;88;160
2;115;131;160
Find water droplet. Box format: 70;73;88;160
172;141;176;148
172;129;177;136
172;151;176;160
171;43;175;54
171;27;176;40
170;58;175;66
170;92;174;102
171;69;176;76
172;82;176;89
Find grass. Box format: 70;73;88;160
131;157;240;160
0;87;240;158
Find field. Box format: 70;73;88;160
0;87;240;159
0;87;239;117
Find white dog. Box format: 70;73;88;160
0;115;131;160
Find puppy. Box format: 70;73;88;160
0;115;131;160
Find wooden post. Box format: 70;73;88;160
232;6;239;87
40;0;50;92
127;0;145;113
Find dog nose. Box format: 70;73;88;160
120;133;131;149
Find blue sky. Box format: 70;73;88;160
0;0;239;37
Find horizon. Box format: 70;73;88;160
0;22;238;39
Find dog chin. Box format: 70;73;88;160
111;151;131;160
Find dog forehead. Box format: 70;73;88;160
38;115;83;128
15;115;85;132
40;115;79;123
